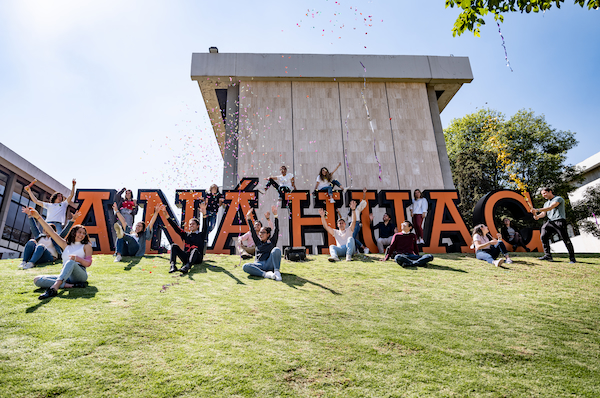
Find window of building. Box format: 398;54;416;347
1;178;40;252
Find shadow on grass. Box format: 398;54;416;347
427;263;469;273
179;260;246;285
123;257;143;271
26;286;99;313
281;273;341;295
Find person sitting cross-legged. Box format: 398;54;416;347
320;200;357;262
112;203;162;262
382;220;433;267
162;201;209;274
242;205;282;281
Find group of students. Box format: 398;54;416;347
18;169;576;299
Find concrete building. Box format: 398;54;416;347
191;51;472;250
552;151;600;253
191;51;472;192
0;143;72;259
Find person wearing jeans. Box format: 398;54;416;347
370;212;397;253
533;187;576;263
242;205;282;281
25;178;77;234
472;224;513;267
382;221;433;267
320;201;357;262
112;203;161;262
314;164;346;203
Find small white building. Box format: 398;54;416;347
552;151;600;253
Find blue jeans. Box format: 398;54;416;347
243;247;281;277
206;213;217;233
22;240;55;265
116;234;140;256
319;179;342;196
329;237;355;259
395;253;434;267
352;222;364;249
34;260;88;289
476;242;508;264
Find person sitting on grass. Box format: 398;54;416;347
25;178;77;234
19;209;80;269
381;220;434;267
337;188;369;254
236;210;274;260
162;201;209;275
500;218;530;252
320;200;357;262
242;205;282;281
25;207;93;300
472;224;513;267
112;203;162;262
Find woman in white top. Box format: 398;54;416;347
408;189;428;245
26;207;93;300
25;178;76;234
314;163;345;204
472;224;513;267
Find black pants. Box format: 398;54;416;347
541;219;575;260
265;179;291;197
481;241;509;260
170;244;203;266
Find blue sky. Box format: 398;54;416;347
0;0;598;198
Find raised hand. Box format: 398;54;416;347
71;210;83;221
72;179;77;187
246;209;254;220
112;202;119;212
25;179;37;190
271;204;278;217
21;207;33;217
349;201;357;210
319;208;326;217
199;201;207;215
264;211;270;220
369;213;374;221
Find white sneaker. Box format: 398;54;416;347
346;256;353;261
505;258;513;264
328;256;339;262
493;258;504;267
329;198;335;203
364;248;370;254
343;187;348;193
23;262;35;269
273;271;282;281
114;222;124;239
114;253;122;262
264;271;275;279
18;261;26;269
418;238;425;244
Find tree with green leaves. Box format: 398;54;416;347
571;185;600;238
446;0;599;36
444;108;579;228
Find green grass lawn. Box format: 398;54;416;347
1;252;599;397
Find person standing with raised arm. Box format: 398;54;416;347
25;207;93;300
242;205;282;281
112;203;163;262
162;201;209;274
533;187;576;263
320;200;357;262
25;178;77;234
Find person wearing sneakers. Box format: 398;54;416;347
242;205;282;281
262;165;296;200
533;187;576;263
472;224;513;267
320;200;357;262
162;201;209;275
408;189;428;245
112;203;162;262
381;220;434;267
19;209;79;269
336;187;369;253
314;163;345;203
25;208;93;300
236;211;274;260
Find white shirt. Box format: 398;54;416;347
38;236;58;259
472;233;490;251
334;228;353;247
316;176;330;190
62;242;86;263
340;200;367;224
43;201;69;224
277;173;294;189
409;198;428;215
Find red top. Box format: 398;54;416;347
384;233;419;261
120;200;136;210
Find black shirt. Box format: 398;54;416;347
167;215;209;252
372;221;396;239
250;218;279;262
